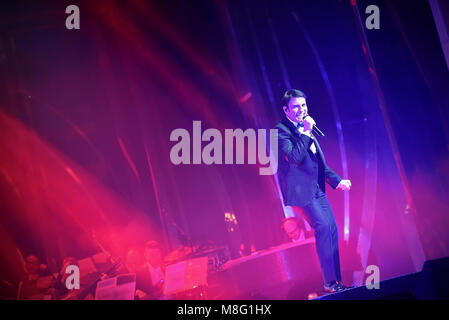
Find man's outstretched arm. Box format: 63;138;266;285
325;166;351;191
325;165;342;189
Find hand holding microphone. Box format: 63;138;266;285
302;114;325;137
302;114;316;132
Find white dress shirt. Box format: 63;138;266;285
147;263;164;286
287;117;317;154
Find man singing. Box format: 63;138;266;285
275;89;352;293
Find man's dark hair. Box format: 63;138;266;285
144;240;160;249
281;89;306;111
280;217;299;230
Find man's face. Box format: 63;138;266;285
283;220;301;241
25;255;40;275
126;249;144;272
144;247;162;267
283;97;308;124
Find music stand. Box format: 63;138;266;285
163;256;208;296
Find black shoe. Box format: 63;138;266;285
323;281;352;293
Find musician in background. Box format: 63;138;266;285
53;256;80;299
281;217;308;242
124;240;165;299
143;240;165;296
17;254;54;299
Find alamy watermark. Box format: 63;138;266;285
65;265;80;290
365;5;380;30
65;5;80;30
365;264;380;289
169;121;278;175
64;4;379;31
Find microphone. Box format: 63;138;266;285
302;114;325;137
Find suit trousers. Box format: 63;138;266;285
293;185;342;285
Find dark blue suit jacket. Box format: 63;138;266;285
275;118;342;207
